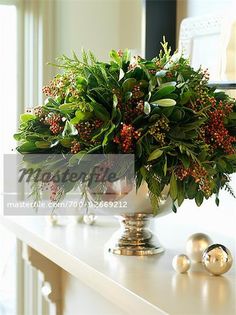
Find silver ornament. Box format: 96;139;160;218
186;233;213;262
172;254;191;273
83;214;96;225
202;244;233;276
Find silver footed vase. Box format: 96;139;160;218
89;178;172;256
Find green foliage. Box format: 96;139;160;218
151;99;176;107
148;149;163;161
62;121;78;137
14;43;236;214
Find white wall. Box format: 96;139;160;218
179;0;235;17
53;0;143;61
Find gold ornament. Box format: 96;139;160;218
186;233;213;262
202;244;233;276
172;254;191;273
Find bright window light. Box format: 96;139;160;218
0;6;17;314
0;5;17;154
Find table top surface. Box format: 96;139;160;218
0;213;235;315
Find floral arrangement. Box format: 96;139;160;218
14;41;236;213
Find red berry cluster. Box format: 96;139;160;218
44;113;63;135
45;113;61;125
76;119;103;140
114;124;141;153
117;49;123;57
175;162;211;196
204;102;236;154
166;72;173;78
148;69;156;75
34;106;45;118
50;182;59;201
70;140;81;154
202;68;210;81
149;117;170;145
49;124;62;135
42;86;52;97
132;84;143;99
123;99;144;123
128;62;138;71
42;72;78;101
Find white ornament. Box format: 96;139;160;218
83;214;96;225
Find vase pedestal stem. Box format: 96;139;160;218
108;214;164;256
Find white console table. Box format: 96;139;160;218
0;215;235;315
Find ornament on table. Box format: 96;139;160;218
172;254;191;273
202;244;233;276
83;214;96;225
186;233;213;263
46;214;58;226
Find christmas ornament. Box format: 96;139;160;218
83;214;96;225
172;254;191;273
202;244;233;276
46;214;58;226
186;233;213;262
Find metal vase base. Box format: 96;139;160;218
108;214;164;256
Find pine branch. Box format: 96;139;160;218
224;183;236;198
